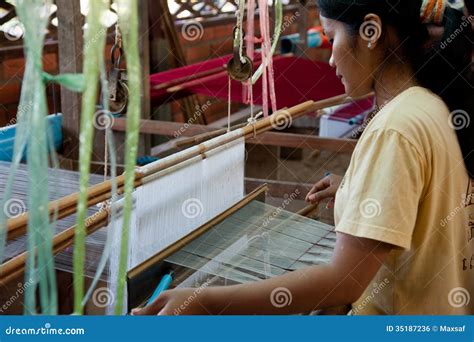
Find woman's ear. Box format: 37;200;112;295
359;13;383;49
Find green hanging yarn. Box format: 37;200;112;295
82;52;120;308
73;0;109;315
13;0;57;315
42;72;85;93
114;0;141;315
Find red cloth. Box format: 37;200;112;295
150;55;345;109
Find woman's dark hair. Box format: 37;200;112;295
317;0;474;177
466;0;474;15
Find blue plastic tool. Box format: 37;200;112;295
147;272;174;306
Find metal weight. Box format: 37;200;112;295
227;26;253;82
108;43;128;114
227;56;253;82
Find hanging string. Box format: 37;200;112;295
227;76;232;132
243;0;256;118
249;79;254;120
104;132;109;179
230;1;245;132
237;0;246;64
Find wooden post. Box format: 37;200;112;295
148;0;172;148
139;0;151;156
295;0;308;58
56;0;83;169
114;0;151;168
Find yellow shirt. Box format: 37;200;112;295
334;86;474;315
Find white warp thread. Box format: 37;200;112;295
107;137;245;314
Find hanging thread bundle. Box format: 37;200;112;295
240;0;283;118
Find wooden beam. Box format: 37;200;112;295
0;40;58;59
113;118;212;136
56;0;83;167
249;131;357;153
245;178;312;200
139;0;151;154
112;118;357;153
296;0;309;57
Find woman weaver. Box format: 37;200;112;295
134;0;474;315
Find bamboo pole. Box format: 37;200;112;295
0;184;266;286
297;203;319;217
6;176;142;241
0;208;110;286
0;186;320;285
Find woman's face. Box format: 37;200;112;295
320;15;376;97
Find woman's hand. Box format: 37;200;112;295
131;232;392;315
131;288;210;316
305;173;343;208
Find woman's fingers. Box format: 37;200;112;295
307;187;335;204
158;304;174;316
131;293;167;316
305;177;331;202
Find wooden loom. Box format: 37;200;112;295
2;94;352;242
126;184;336;311
0;94;360;313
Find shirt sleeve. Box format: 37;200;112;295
335;129;426;249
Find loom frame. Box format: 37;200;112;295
3;94;353;242
126;184;268;310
